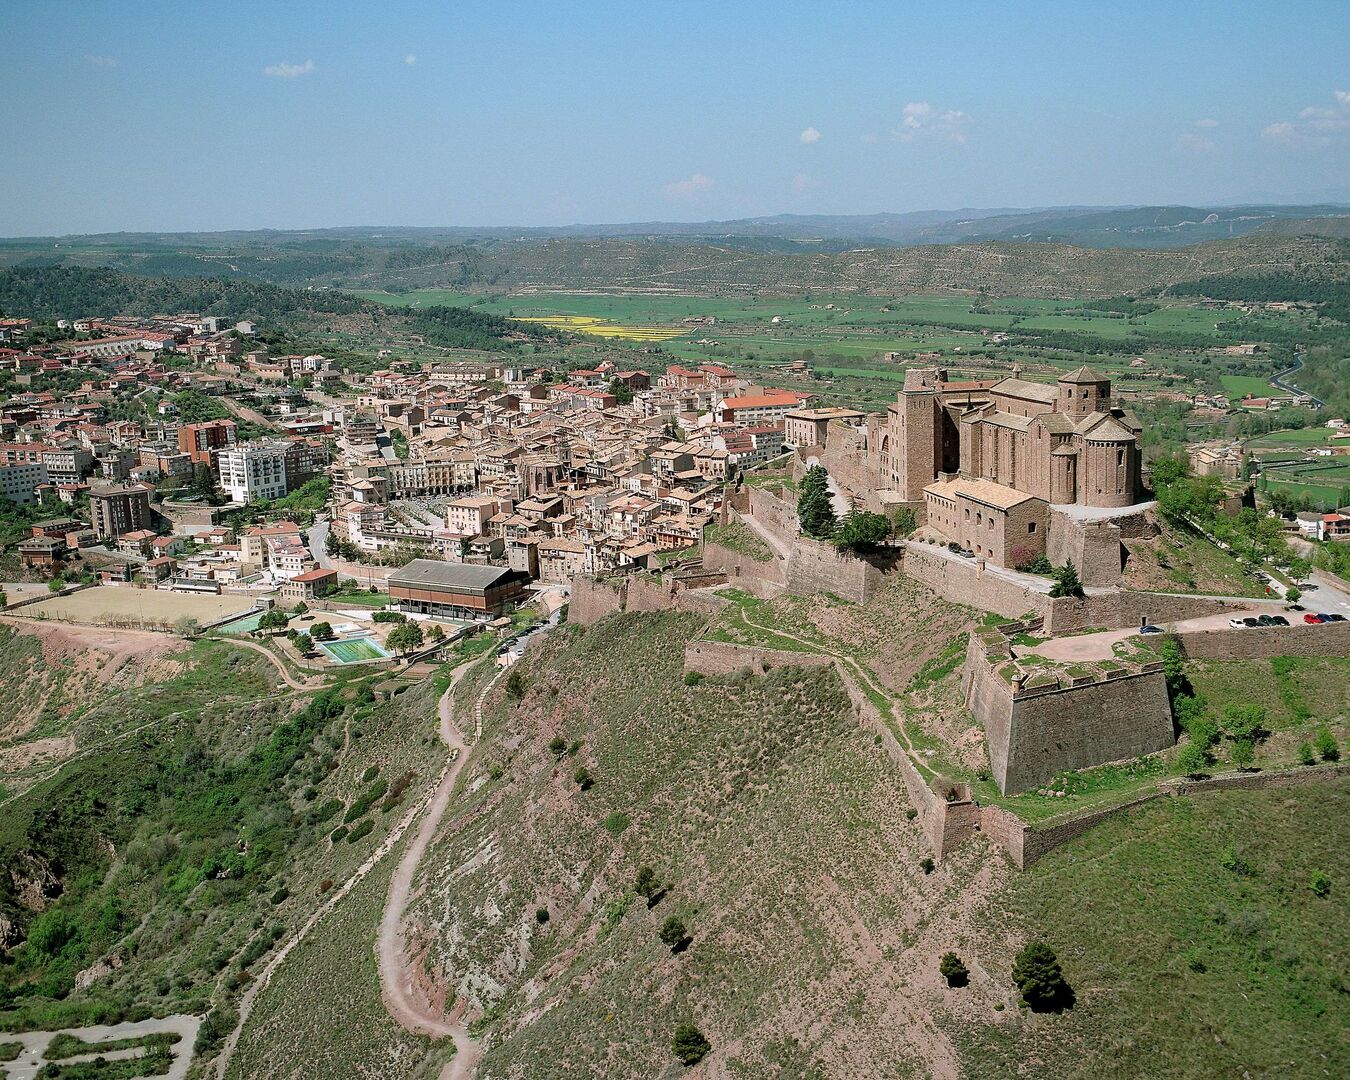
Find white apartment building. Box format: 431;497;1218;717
0;461;49;505
218;444;289;503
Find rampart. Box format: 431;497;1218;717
1173;619;1350;660
683;639;833;677
700;539;786;596
568;573;729;627
962;634;1175;795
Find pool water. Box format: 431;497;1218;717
318;635;393;664
214;610;271;634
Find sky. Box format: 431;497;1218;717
2;0;1349;235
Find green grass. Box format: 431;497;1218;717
1221;374;1277;398
1250;427;1339;447
703;520;774;563
960;784;1350;1080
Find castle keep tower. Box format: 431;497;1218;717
1057;365;1111;418
885;367;945;501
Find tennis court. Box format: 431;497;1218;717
317;635;393;664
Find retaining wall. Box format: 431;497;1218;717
1174;619;1350;660
683;640;834;677
700;539;787;594
747;484;798;550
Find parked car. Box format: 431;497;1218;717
1139;624;1164;634
1228;618;1247;629
1321;613;1346;623
1257;615;1277;626
1285;603;1305;612
947;542;975;558
1270;616;1289;626
1304;613;1325;624
1242;617;1260;628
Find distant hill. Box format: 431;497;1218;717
0;266;553;350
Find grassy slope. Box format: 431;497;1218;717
961;785;1350;1079
0;626;445;1044
408;611;1006;1079
1122;517;1268;598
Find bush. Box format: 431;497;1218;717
1315;726;1339;762
919;856;935;874
535;907;550;924
547;734;566;757
659;915;688;950
505;669;527;702
1048;561;1084;598
310;621;335;642
683;670;703;686
1230;738;1255;771
573;766;594;791
1311;871;1332;897
372;610;407;624
1177;742;1209;778
1012;940;1073;1011
1298;741;1316;766
939;952;969;988
635;866;659;899
833;510;892;553
1015;554;1054;575
671;1024;711;1066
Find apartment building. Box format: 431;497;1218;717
218;444;289;503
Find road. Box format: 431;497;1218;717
222;636;324;690
1270;348;1323;407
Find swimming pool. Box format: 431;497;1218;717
213;610;273;635
318;635;393;664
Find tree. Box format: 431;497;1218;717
548;734;566;758
173;616;200;639
292;632;313;655
635;866;659;900
293;601;308;615
190;462;217;502
257;608;289;634
1315;726;1340;762
1148;453;1190;488
797;465;838;540
310;621;335;642
426;622;445;641
1160;637;1187;694
1012;941;1072;1012
659;915;688;950
671;1024;711;1067
889;506;917;538
573;765;594;790
1285;586;1302;603
1222;703;1267;743
833;510;891;553
1230;738;1255;771
1177;742;1209;778
505;668;527;701
939;952;969;988
1048;560;1084;598
386;621;424;655
608;377;634;405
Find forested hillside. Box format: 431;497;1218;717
0;266;553;351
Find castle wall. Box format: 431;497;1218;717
568;576;627;625
902;542;1047;620
700;539;787;593
1047;510;1125;587
746;484;798;549
683;640;834;677
963;635;1175;795
785;535;889;605
1173;619;1350;660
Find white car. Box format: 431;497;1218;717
1228;618;1247;629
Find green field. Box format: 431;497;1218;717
1250;427;1339;447
1221;374;1277;398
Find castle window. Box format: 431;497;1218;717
1028;522;1037;534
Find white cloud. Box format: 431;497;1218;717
799;126;821;145
404;54;417;66
1263;90;1350;144
660;172;714;200
1174;132;1216;154
84;54;117;69
790;172;819;195
1194;117;1219;129
264;59;317;79
895;101;972;144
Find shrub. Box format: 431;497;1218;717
1298;741;1316;766
270;887;289;906
535;907;550;924
372;610;407;623
1222;703;1267;743
683;670;704;686
1012;940;1072;1011
833;510;892;553
1311;871;1332;897
939;952;969;987
573;766;594;790
1177;742;1209;779
905;807;918;820
505;669;527;701
1048;561;1084;598
635;866;659;899
547;734;566;757
601;811;630;836
1230;738;1255;771
1315;726;1339;762
920;857;935;874
671;1023;711;1066
311;621;335;642
660;915;688;950
346;819;374;842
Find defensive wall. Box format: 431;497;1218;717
962;634;1175;795
899;539;1246;631
1173;619;1350;660
568;573;729;627
700;539;786;597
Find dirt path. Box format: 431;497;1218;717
212;697;471;1079
219;637;324;690
375;661;500;1080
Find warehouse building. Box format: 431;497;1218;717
387;559;530;620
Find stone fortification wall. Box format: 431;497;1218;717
568;574;730;626
902;542;1044;620
785;535;889;605
747;484;798;549
1043;589;1242;634
796;437;886;513
1174;620;1350;660
568;576;627;626
962;635;1175;795
683;640;834;678
700;540;787;593
1047;512;1125;588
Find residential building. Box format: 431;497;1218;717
89;483;154;541
0;461;48;505
218;444;289;503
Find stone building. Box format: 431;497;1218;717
866;365;1146;567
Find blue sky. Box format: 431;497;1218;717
2;0;1348;234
